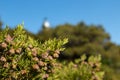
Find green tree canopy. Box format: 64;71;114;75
37;22;110;59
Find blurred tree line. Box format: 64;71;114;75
0;20;120;80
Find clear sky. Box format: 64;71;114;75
0;0;120;44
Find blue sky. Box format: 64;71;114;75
0;0;120;44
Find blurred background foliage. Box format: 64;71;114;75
0;20;120;80
0;20;3;31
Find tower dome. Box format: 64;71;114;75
42;18;50;29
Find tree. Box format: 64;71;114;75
37;22;110;59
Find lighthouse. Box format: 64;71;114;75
42;18;50;29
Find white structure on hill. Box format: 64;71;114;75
42;18;50;29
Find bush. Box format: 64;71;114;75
48;55;104;80
0;24;68;80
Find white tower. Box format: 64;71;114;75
42;18;50;29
